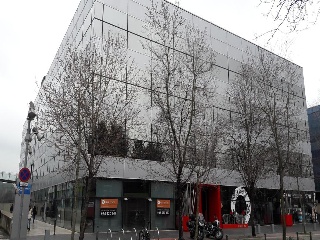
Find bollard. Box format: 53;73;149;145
264;233;266;240
44;229;50;240
257;224;261;234
225;235;228;240
296;232;299;240
96;225;99;240
314;223;317;231
310;231;312;240
271;224;275;233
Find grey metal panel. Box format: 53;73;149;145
96;179;122;197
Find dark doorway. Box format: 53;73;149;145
123;181;150;229
123;198;149;229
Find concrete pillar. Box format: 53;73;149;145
271;224;275;233
257;224;261;234
44;229;50;240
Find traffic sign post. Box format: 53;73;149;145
17;183;32;194
19;182;28;187
19;168;31;182
11;102;36;240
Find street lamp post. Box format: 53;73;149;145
11;102;37;240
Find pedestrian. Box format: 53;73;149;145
40;204;44;221
27;207;32;230
10;204;13;213
32;205;37;223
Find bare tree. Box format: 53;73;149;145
259;0;320;39
189;123;222;239
225;60;272;236
38;35;138;240
144;1;217;238
255;49;308;240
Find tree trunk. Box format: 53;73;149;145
280;170;286;240
71;99;81;240
79;176;92;240
194;178;201;240
249;186;256;237
71;177;79;240
177;179;185;240
301;192;306;234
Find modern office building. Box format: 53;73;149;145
20;0;314;232
308;105;320;200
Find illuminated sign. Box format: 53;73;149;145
100;199;118;217
156;199;170;215
100;199;118;208
156;199;170;208
100;209;117;217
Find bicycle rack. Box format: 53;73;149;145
133;228;137;240
121;229;125;240
107;229;112;240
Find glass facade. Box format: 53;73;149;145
308;105;320;195
20;0;313;232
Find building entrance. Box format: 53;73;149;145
199;185;221;223
123;180;150;229
123;198;150;229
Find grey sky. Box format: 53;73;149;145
0;0;319;173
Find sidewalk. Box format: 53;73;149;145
24;221;320;240
27;219;72;237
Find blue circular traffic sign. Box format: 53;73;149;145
19;168;31;182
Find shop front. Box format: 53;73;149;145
95;179;175;232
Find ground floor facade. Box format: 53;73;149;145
30;177;316;233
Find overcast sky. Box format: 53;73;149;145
0;0;319;174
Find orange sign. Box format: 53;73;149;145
156;199;170;208
100;199;118;209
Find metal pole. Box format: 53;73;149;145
96;225;99;240
11;102;36;240
17;118;31;239
156;227;159;240
133;228;137;240
54;219;56;235
107;229;112;240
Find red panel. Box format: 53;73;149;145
182;215;189;232
282;214;293;227
211;185;221;223
198;184;221;223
